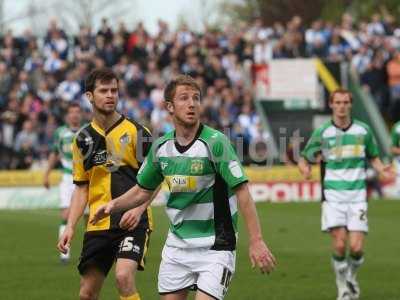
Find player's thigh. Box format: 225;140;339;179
196;250;235;300
160;289;189;300
158;246;195;294
330;226;347;240
321;201;347;232
80;266;105;298
195;289;219;300
347;202;368;233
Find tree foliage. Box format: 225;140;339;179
220;0;400;26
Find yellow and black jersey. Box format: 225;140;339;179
72;115;153;232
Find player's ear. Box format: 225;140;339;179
165;100;174;114
85;92;93;103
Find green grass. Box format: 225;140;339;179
1;201;399;299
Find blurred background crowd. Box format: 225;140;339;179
0;12;400;169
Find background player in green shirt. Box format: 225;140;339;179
298;89;393;300
44;102;82;263
91;74;276;300
390;120;400;196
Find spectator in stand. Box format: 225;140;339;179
387;51;400;119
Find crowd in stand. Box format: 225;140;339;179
0;13;399;169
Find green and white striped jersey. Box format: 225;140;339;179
137;124;248;249
391;121;400;155
301;119;379;203
52;125;76;174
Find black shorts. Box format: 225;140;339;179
77;227;151;276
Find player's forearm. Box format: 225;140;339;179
134;185;161;213
66;185;88;230
112;185;153;213
45;152;58;175
236;184;263;242
298;157;309;169
298;157;311;176
370;157;386;173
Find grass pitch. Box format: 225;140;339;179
0;201;399;300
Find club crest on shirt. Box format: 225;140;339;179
190;159;204;174
120;132;130;145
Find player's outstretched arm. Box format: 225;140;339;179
91;184;154;225
235;182;276;274
57;184;88;253
119;185;161;230
370;157;395;181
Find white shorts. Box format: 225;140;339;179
59;174;74;209
321;201;368;232
158;245;236;300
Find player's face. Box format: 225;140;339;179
329;93;352;119
167;85;201;127
87;79;118;115
66;107;82;127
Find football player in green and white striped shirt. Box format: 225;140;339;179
43;102;82;263
298;89;394;300
91;75;276;300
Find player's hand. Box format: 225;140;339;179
119;208;143;230
43;175;50;189
90;202;114;225
249;239;276;274
298;163;312;180
380;164;395;181
57;226;74;254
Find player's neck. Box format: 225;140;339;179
175;121;200;146
68;123;80;131
93;111;121;132
333;116;351;129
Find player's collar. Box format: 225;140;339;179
331;118;353;132
91;115;125;136
174;123;204;154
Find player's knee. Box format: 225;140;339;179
350;242;363;254
333;239;346;255
79;289;98;300
115;269;134;292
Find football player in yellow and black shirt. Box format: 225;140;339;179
57;68;153;300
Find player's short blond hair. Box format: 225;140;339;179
164;74;201;102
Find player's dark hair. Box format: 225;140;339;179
85;68;119;93
329;88;353;103
164;74;201;102
67;102;81;112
